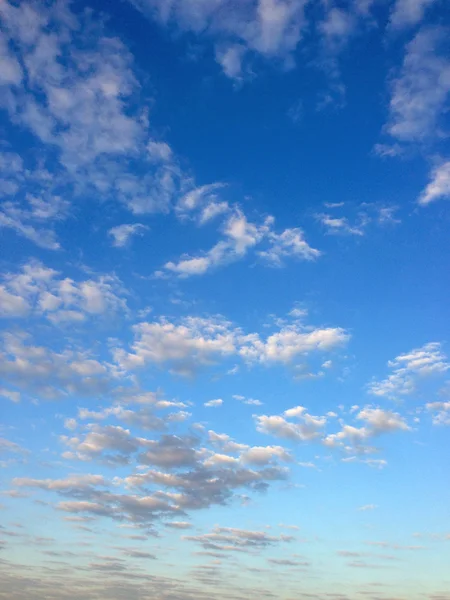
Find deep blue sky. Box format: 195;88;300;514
1;1;450;599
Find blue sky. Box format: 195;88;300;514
0;0;450;598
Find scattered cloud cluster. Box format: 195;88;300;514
368;342;449;399
256;403;411;462
0;260;127;323
164;208;320;277
114;313;349;376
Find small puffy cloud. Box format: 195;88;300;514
204;399;223;408
0;285;30;317
389;0;438;30
386;27;450;144
0;260;127;324
426;401;450;425
418;162;450;206
316;213;365;236
108;223;148;247
259;228;321;266
176;183;226;214
114;313;349;376
165;210;319;277
234;395;263;406
255;411;326;442
0;331;113;400
129;0;307;80
356;407;410;434
147;140;172;162
240;445;292;466
368;342;449;399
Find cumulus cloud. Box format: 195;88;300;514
0;0;187;233
418;162;450;205
0;331;113;400
0;260;127;324
389;0;438;30
204;399;223;408
108;224;149;247
113;313;349;376
127;0;308;80
368;342;449;398
256;408;327;442
386;26;450;144
426;400;450;425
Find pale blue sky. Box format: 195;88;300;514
0;1;449;599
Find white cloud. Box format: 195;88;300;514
368;342;449;398
389;0;438;30
0;387;20;403
255;411;326;442
114;313;349;376
176;183;227;214
418;161;450;205
357;407;410;433
0;0;186;224
0;260;127;324
259;227;321;266
184;525;295;552
386;27;450;144
0;331;113;400
240;445;292;465
0;285;30;317
234;395;263;406
426;401;450;425
128;0;307;80
108;223;149;247
316;213;365;236
204;399;223;408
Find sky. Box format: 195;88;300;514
0;0;450;599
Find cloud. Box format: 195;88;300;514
234;395;263;406
418;161;450;205
0;0;187;231
0;331;113;400
0;437;28;456
240;445;292;466
316;213;365;236
385;26;450;144
426;401;450;425
127;0;307;80
389;0;438;30
165;206;320;277
184;525;295;553
114;313;349;376
164;210;273;277
108;224;149;247
258;227;321;266
204;399;223;408
164;521;192;529
256;404;410;462
176;183;227;214
356;407;411;434
368;342;449;398
0;260;127;324
255;409;327;442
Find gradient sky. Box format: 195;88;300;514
1;1;450;599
